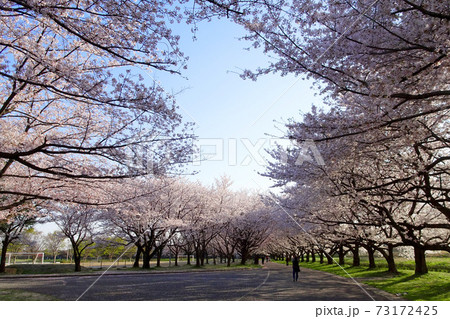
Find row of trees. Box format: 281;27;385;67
1;176;276;272
237;0;449;274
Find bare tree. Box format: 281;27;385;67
49;205;99;272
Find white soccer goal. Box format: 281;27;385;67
5;252;45;265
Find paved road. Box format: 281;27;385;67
0;262;398;301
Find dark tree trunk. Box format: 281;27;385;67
74;254;82;272
378;244;397;274
366;246;376;269
227;255;232;267
0;238;11;273
253;255;259;265
319;251;324;264
174;252;179;266
300;253;304;263
195;249;201;267
187;253;191;265
414;245;428;274
240;248;249;265
386;244;397;274
311;249;316;262
156;248;162;267
352;243;360;267
338;245;345;265
200;250;205;266
142;250;151;269
133;246;142;268
306;251;310;263
326;253;334;265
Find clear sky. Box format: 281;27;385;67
36;17;322;234
150;18;323;193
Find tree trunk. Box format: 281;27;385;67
326;253;334;265
306;251;310;263
0;238;11;273
142;250;151;269
174;252;179;266
200;250;205;266
253;255;259;265
352;243;360;267
240;248;249;265
195;249;201;267
74;254;82;272
319;251;324;264
300;253;304;263
366;246;376;269
133;246;142;268
156;248;162;267
378;244;397;274
338;245;345;265
227;255;232;267
311;249;316;262
187;253;191;265
414;245;428;274
386;244;397;274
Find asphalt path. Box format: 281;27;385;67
0;262;399;301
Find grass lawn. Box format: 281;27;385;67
286;257;450;301
0;289;58;301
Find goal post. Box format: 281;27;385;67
5;252;45;265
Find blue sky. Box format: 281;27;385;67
151;18;323;192
37;17;322;234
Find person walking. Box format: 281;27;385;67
292;256;300;282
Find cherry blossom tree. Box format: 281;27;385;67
44;231;65;263
238;0;449;275
0;0;206;219
0;207;37;272
103;177;198;269
48;204;99;271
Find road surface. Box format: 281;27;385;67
0;262;399;301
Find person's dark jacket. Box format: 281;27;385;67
292;258;300;272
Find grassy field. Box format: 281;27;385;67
285;257;450;301
0;289;58;301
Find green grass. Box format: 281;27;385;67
294;257;450;301
0;289;58;301
367;271;450;301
